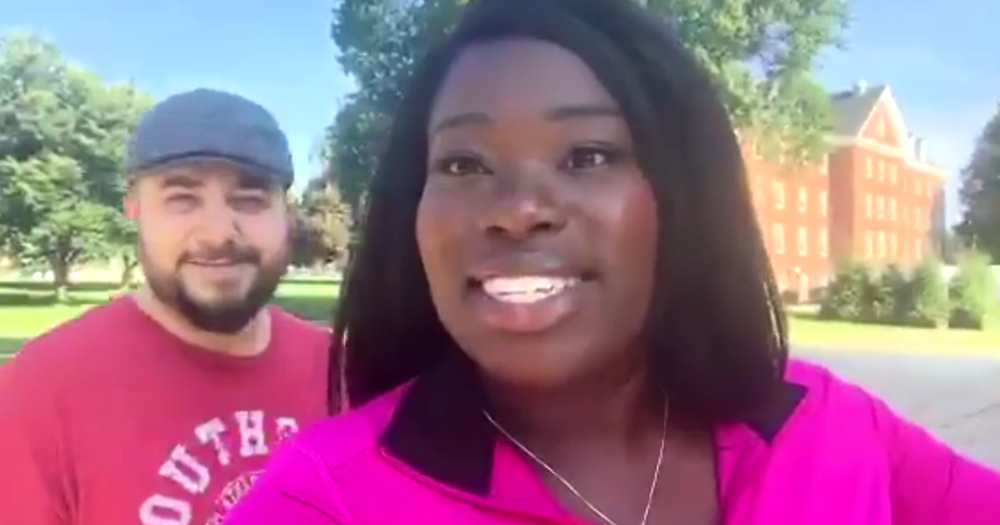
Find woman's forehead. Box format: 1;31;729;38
429;38;619;128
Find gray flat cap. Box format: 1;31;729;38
126;88;294;185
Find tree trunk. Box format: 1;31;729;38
51;258;70;303
119;255;137;290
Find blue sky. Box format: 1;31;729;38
1;0;996;224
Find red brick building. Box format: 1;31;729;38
743;82;947;301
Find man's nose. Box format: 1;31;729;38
193;200;241;245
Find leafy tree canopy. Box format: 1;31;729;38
291;176;354;268
0;32;151;292
955;105;1000;262
325;0;849;209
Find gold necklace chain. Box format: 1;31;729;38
482;404;667;525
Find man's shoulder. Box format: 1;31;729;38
268;307;333;373
0;298;134;398
270;306;331;337
6;298;133;365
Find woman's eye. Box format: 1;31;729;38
563;147;614;171
436;156;488;176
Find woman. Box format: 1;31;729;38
226;0;1000;523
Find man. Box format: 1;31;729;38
0;89;332;525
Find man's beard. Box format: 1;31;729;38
139;240;289;335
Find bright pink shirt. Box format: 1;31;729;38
224;358;1000;524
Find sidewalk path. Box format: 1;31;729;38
799;348;1000;468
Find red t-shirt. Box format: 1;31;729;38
0;296;332;525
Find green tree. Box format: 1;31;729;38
819;259;870;321
955;105;1000;262
292;177;354;268
105;213;139;288
324;95;389;214
906;257;949;328
940;229;963;265
948;250;998;330
0;32;151;298
326;0;849;209
870;264;908;324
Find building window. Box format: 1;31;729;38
774;181;785;209
865;194;873;218
797;226;808;255
865;231;873;257
865;157;873;178
877;231;886;258
889;164;898;184
797;186;808;212
877;160;885;181
876;195;885;219
819;191;828;217
819;154;828;175
819;228;828;257
773;223;785;254
889;198;897;220
890;233;898;258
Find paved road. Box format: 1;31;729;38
798;348;1000;468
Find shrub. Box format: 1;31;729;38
863;267;891;322
906;257;949;328
948;250;998;330
874;264;910;324
820;259;872;321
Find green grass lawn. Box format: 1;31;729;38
788;310;999;354
0;278;340;362
1;279;997;363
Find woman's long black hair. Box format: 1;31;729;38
330;0;788;427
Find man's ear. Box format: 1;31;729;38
123;196;138;220
123;178;139;220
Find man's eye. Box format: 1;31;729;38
435;156;489;176
231;195;269;210
166;194;197;204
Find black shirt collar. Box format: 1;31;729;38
379;355;805;496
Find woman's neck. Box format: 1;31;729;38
482;358;663;448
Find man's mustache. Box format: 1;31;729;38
180;244;260;265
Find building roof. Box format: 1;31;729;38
829;82;888;137
826;82;944;175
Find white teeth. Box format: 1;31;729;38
481;276;578;304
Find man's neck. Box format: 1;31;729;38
131;286;271;357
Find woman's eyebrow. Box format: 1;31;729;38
431;103;621;134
